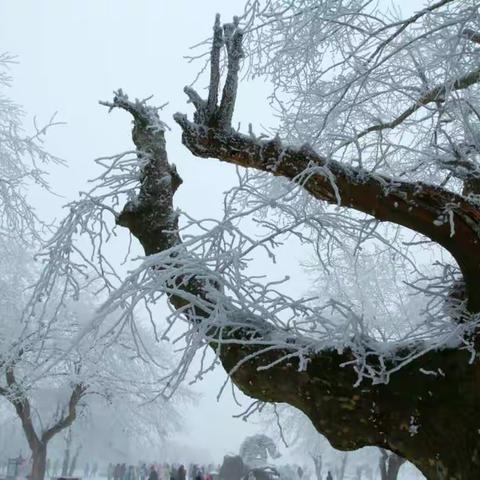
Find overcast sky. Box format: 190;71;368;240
0;0;282;463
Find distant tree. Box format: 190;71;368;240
26;1;480;479
0;59;190;480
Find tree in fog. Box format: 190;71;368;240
0;58;190;480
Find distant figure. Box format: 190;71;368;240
297;467;303;479
114;464;122;480
140;464;148;480
177;465;186;480
92;463;98;478
120;464;127;480
107;463;114;480
149;466;159;480
326;472;333;480
85;463;91;479
194;469;203;480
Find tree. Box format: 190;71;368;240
0;61;190;480
30;1;480;479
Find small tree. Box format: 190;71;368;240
0;60;190;480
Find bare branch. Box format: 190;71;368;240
206;13;223;117
41;383;87;443
341;66;480;147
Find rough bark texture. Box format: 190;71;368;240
110;17;480;480
31;444;47;480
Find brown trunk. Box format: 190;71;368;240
61;428;72;476
31;443;47;480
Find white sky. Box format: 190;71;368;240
0;0;284;464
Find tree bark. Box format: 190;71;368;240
107;16;480;477
31;443;47;480
61;428;72;477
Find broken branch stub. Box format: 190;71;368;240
184;15;244;130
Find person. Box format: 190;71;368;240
114;463;121;480
148;466;159;480
297;467;303;479
85;463;90;479
107;463;114;480
194;469;203;480
140;463;148;480
177;465;186;480
325;472;333;480
127;465;136;480
119;464;127;480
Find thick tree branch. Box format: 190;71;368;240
4;365;41;451
41;383;87;443
174;113;480;314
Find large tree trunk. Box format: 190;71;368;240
107;18;480;474
31;443;47;480
61;429;72;477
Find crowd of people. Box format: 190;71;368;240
107;463;217;480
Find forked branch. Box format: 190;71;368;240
174;16;480;315
184;15;244;130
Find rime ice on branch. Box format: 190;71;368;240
118;10;480;479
